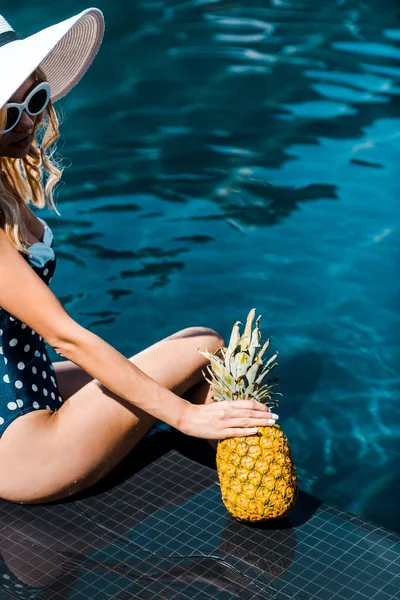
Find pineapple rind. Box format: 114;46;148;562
217;425;298;522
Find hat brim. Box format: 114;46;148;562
0;8;104;109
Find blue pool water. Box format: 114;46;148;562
4;0;400;532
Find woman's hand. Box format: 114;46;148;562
178;399;279;440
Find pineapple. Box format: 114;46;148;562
198;308;298;522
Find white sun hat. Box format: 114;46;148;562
0;8;105;110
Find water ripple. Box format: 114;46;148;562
333;40;400;60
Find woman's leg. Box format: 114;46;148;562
0;326;225;504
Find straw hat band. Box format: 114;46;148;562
0;15;18;48
0;31;17;48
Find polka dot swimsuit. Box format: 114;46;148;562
0;217;64;437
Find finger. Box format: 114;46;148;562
226;400;271;412
229;409;279;420
220;428;259;438
226;418;277;428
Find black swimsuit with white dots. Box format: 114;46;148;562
0;217;64;436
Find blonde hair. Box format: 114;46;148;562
0;66;65;256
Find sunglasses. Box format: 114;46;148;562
0;81;51;134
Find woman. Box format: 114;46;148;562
0;8;278;504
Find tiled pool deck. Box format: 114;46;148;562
0;429;399;600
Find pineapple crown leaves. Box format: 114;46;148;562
197;308;282;407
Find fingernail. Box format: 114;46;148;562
267;419;276;424
271;413;279;420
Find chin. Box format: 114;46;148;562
3;145;31;158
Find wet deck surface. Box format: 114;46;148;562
1;429;399;599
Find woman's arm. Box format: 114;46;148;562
53;327;191;430
55;328;275;439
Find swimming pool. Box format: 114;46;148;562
7;0;400;533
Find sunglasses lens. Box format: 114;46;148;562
28;88;48;115
5;107;20;131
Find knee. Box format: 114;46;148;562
171;326;226;348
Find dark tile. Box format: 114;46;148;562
346;578;366;593
302;581;324;596
367;564;383;577
333;572;357;587
288;563;308;576
333;559;353;572
386;563;399;576
342;532;364;545
381;549;399;562
312;589;336;600
369;575;396;590
350;558;371;572
354;570;372;583
334;539;354;552
316;553;336;567
320;567;342;581
381;582;400;597
314;574;335;589
334;592;358;600
342;564;363;578
369;593;396;600
304;548;325;561
314;540;334;554
327;546;347;559
345;594;376;600
295;555;315;568
288;575;310;590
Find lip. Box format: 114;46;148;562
8;133;31;148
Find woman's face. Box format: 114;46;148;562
0;74;39;159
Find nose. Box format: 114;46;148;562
15;109;35;132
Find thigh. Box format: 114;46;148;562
0;326;224;503
52;360;93;401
